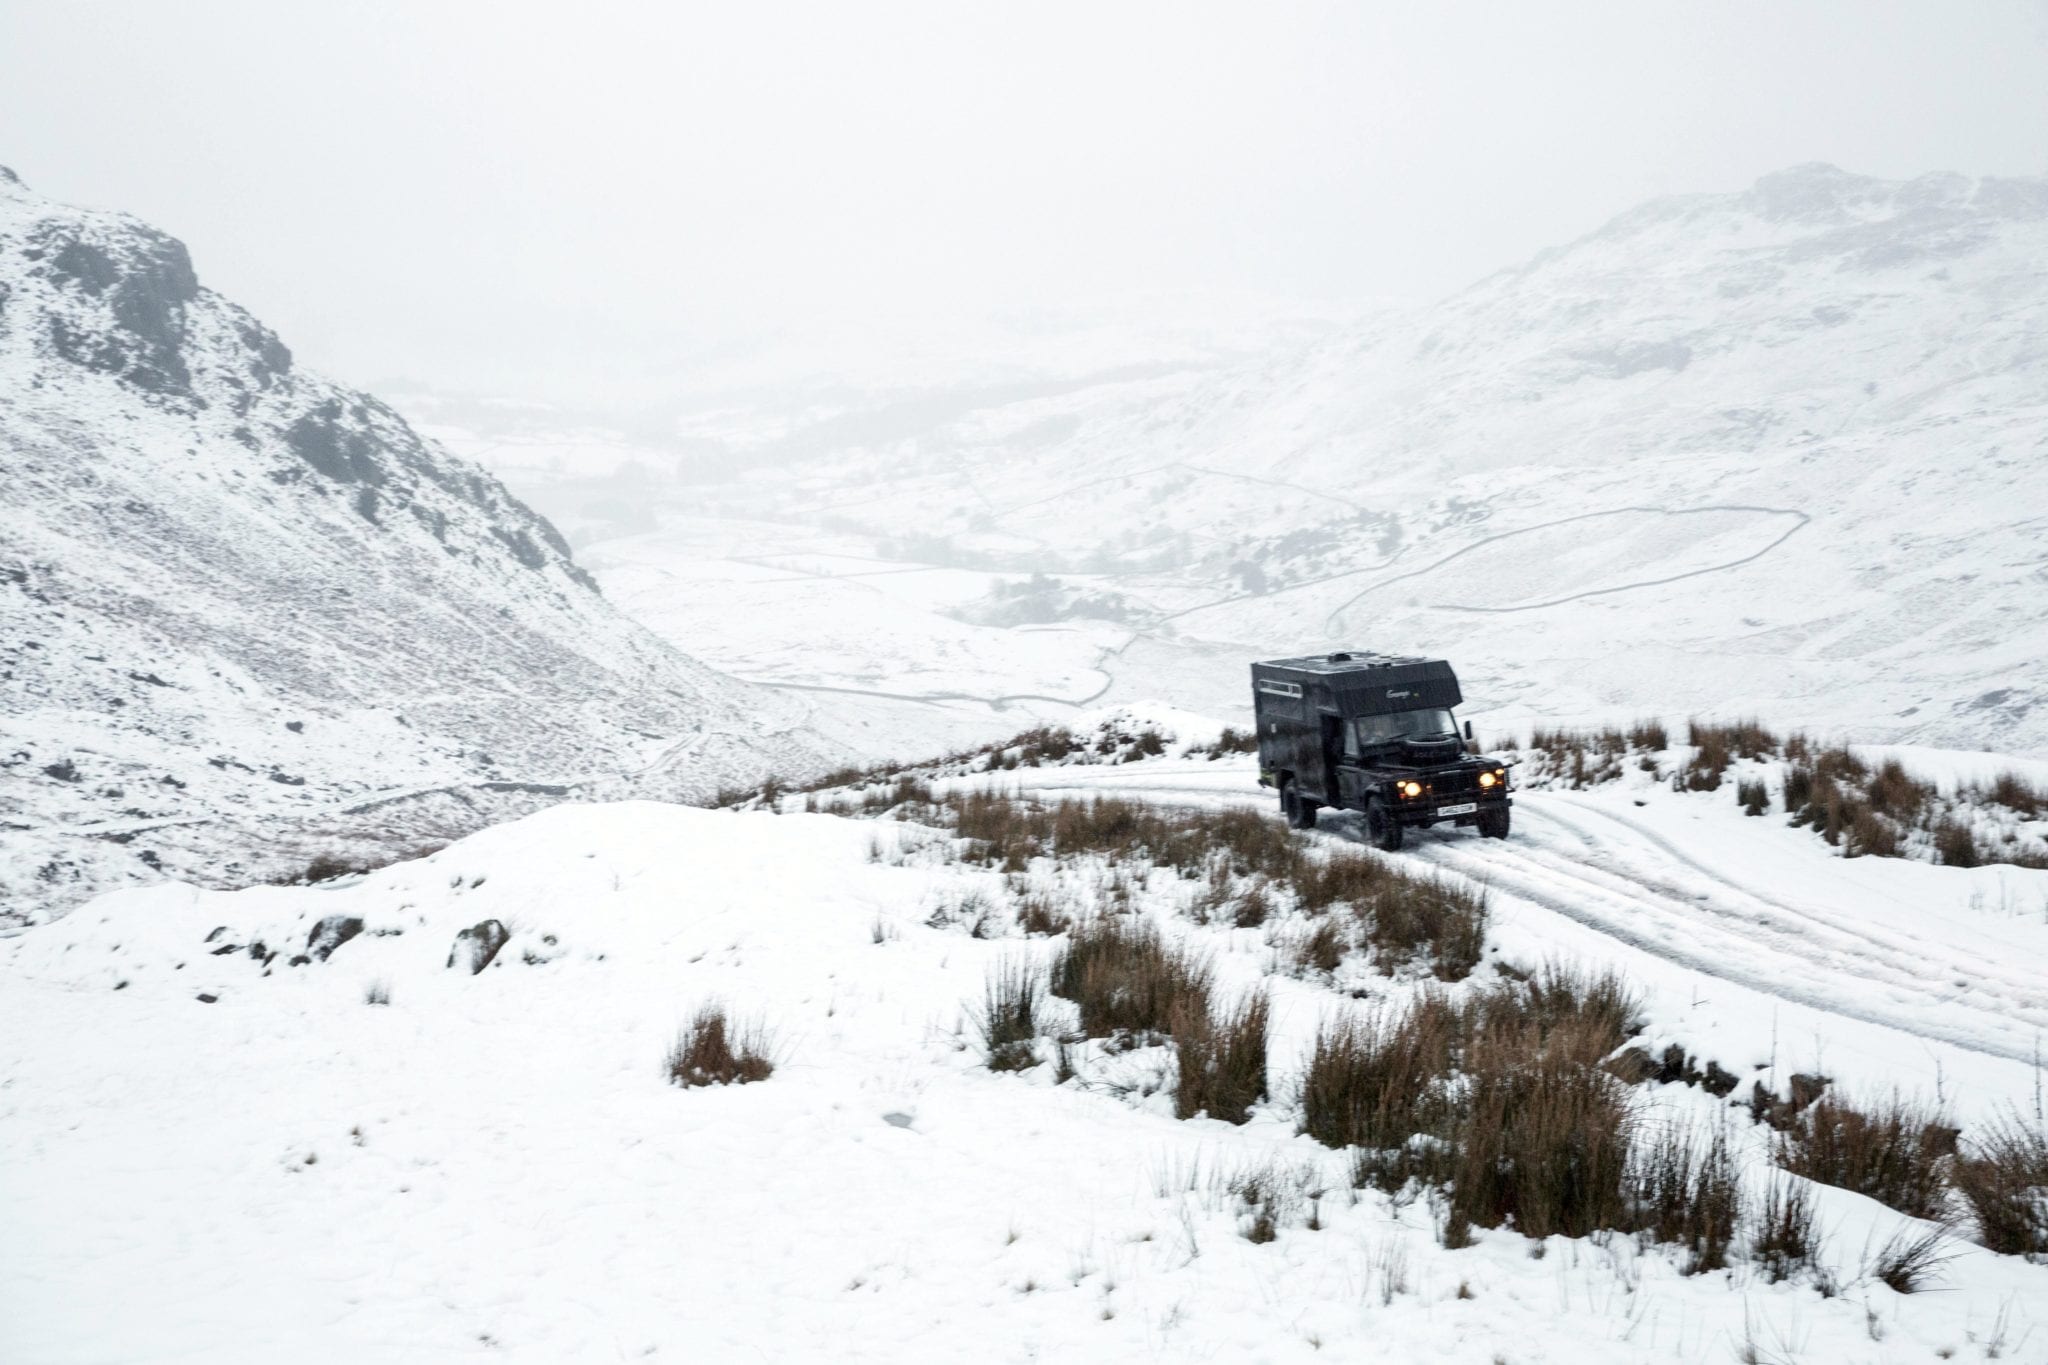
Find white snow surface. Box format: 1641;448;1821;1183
6;741;2046;1363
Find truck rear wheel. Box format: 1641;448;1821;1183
1366;799;1404;852
1480;806;1511;840
1280;779;1319;830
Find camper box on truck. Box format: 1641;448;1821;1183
1251;651;1510;850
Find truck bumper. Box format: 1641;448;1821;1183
1396;795;1510;828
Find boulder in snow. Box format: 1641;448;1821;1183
447;919;509;975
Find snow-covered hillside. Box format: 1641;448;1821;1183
6;732;2044;1362
438;165;2048;762
0;169;835;925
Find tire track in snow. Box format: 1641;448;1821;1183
1398;802;2048;1065
1525;798;2048;1014
984;763;2048;1065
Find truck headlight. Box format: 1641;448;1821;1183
1478;771;1497;788
1398;780;1422;798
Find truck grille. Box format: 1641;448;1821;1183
1431;770;1482;797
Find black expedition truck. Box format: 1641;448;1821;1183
1252;651;1510;849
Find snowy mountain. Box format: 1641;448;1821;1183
0;168;834;924
493;164;2048;760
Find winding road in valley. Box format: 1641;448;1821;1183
723;501;1812;721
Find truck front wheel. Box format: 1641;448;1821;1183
1366;799;1404;851
1480;806;1511;840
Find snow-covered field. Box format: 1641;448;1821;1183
7;719;2046;1363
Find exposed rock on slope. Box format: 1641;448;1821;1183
0;168;834;923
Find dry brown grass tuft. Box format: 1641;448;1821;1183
1753;1177;1823;1284
1363;876;1489;981
1865;1223;1954;1294
1491;961;1645;1061
974;957;1047;1071
1300;965;1655;1244
1301;991;1462;1159
1628;719;1670;751
279;841;448;886
913;793;1494;977
1784;746;1938;861
1288;917;1351;976
1932;818;1982;868
1774;1093;1954;1221
1184;726;1258;759
1051;916;1212;1040
1527;726;1630;788
1977;770;2048;819
1677;719;1764;790
665;1004;776;1087
1952;1113;2048;1258
1444;1009;1637;1239
1293;846;1384;913
1633;1121;1740;1273
1173;989;1270;1123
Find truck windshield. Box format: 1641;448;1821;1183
1352;708;1458;748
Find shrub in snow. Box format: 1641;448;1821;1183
937;791;1487;980
1627;719;1670;751
1526;725;1633;788
299;853;368;884
1224;1159;1309;1244
279;840;449;887
1015;891;1074;938
665;1005;775;1088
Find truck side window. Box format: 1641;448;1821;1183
1342;720;1359;760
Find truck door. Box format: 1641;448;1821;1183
1332;716;1370;809
1313;712;1342;803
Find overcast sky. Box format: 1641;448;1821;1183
4;1;2046;405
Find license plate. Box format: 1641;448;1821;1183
1437;802;1478;817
